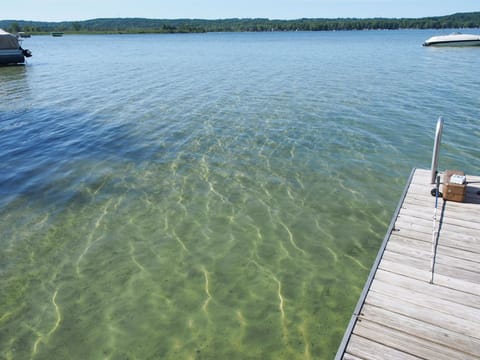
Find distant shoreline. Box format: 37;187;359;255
1;12;479;35
11;28;480;37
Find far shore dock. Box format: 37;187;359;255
336;168;480;359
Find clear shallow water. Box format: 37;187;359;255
1;30;479;359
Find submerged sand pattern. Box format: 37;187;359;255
0;141;386;359
2;31;479;360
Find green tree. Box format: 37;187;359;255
72;22;82;31
10;22;21;33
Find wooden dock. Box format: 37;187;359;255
336;168;480;360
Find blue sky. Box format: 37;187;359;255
3;0;479;22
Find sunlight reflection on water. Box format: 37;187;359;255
1;30;479;359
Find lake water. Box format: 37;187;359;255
1;30;479;359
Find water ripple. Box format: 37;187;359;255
1;30;479;360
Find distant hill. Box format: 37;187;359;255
1;12;479;34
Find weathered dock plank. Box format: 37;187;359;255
374;269;480;309
359;305;480;358
354;318;478;360
336;168;480;360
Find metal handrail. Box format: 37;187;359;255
430;117;444;184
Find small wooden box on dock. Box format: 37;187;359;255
442;170;466;202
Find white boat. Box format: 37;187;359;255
423;32;480;47
0;28;32;65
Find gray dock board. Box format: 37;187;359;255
336;168;480;359
346;334;420;360
373;269;480;309
359;304;480;358
353;319;478;360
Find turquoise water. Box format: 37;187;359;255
1;30;479;359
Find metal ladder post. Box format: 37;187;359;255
430;117;444;184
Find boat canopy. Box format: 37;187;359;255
0;29;20;50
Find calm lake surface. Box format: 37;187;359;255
1;30;479;359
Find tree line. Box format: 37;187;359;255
1;12;479;34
